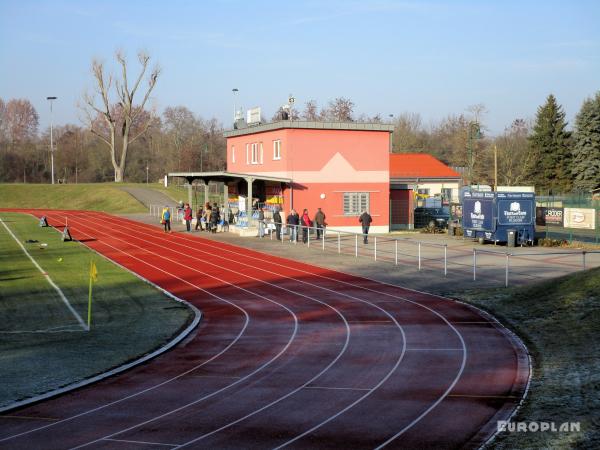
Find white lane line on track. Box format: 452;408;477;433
405;348;464;351
102;437;178;447
0;225;251;444
38;214;352;450
88;214;468;449
60;214;404;450
0;216;87;331
304;386;371;392
77;216;417;449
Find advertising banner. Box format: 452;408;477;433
563;208;596;230
536;207;564;226
462;198;494;230
497;199;533;226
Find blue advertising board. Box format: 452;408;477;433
462;191;495;231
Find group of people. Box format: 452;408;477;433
161;202;225;234
256;206;373;244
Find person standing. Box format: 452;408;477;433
195;206;204;231
287;209;299;243
161;206;172;233
359;209;373;244
301;209;312;243
210;206;220;233
203;205;212;232
273;207;282;240
314;207;326;240
257;207;266;238
184;203;193;232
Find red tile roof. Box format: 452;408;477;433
390;153;461;179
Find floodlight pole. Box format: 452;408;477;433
232;88;239;122
47;96;57;184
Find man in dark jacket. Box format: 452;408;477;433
359;210;373;244
286;209;299;243
314;208;326;240
273;207;283;240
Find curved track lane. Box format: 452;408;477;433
0;210;529;449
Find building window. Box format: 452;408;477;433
442;188;453;203
260;142;264;164
273;140;281;160
343;192;370;215
232;146;235;163
251;143;258;164
417;188;430;196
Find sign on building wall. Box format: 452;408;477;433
563;208;596;229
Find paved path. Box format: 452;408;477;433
119;186;177;209
0;210;529;449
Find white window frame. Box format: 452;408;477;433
232;145;235;164
246;144;249;164
343;192;370;216
260;142;263;164
273;140;281;160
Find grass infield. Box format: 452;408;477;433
0;212;194;409
450;268;600;449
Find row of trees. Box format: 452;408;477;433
387;94;600;193
1;50;598;193
0;97;226;184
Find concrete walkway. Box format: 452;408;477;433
119;186;177;209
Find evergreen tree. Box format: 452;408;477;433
572;92;600;192
525;94;572;193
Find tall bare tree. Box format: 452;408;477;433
82;51;160;182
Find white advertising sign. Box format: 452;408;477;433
563;208;596;230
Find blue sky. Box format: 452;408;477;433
1;0;599;135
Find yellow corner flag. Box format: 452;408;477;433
87;260;98;330
90;261;98;283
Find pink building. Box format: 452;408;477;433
224;121;394;233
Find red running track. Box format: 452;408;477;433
0;210;530;449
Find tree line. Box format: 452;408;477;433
1;50;598;194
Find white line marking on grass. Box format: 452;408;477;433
0;217;87;331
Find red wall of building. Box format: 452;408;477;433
227;127;390;230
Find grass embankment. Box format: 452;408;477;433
0;184;146;213
449;269;600;449
0;212;194;409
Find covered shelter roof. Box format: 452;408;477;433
168;171;292;184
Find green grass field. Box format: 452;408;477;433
0;212;194;409
0;184;147;213
450;269;600;449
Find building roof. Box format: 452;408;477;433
389;153;461;180
168;171;291;183
224;120;394;138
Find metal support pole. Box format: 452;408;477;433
418;242;421;271
338;232;341;254
395;240;398;265
505;253;510;287
582;251;586;271
355;234;358;257
444;244;448;277
473;248;477;281
374;236;377;261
